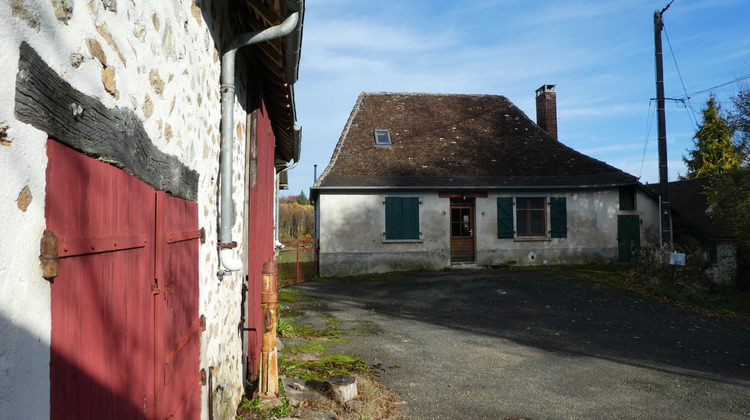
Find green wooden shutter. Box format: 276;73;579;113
385;197;419;240
385;197;401;239
497;197;514;238
401;197;420;239
550;197;567;238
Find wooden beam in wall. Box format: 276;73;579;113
14;42;199;201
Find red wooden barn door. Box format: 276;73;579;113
47;140;201;420
47;140;156;419
246;104;276;377
154;191;201;420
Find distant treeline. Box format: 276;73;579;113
279;191;313;241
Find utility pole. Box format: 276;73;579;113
654;5;672;248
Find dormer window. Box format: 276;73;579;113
373;129;392;146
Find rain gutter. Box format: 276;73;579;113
218;7;303;272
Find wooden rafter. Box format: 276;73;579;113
251;45;283;75
245;0;282;26
232;0;297;163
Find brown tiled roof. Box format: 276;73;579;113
315;92;638;189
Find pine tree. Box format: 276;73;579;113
684;94;741;178
730;83;750;165
296;190;309;205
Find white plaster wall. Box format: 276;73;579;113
0;1;248;418
477;190;620;266
636;188;660;245
318;192;450;276
319;188;662;275
0;3;50;413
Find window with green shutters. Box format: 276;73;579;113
497;196;567;239
385;197;420;240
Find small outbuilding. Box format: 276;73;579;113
311;88;660;277
655;173;750;285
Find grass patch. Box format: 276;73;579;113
278;288;310;304
650;283;741;315
238;396;263;411
278;303;302;318
280;341;329;356
323;313;342;329
276;318;320;339
348;321;383;335
279;353;371;382
236;381;292;420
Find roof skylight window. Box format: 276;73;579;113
373;129;392;146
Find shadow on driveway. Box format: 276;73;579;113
292;268;750;385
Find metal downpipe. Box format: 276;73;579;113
218;12;301;272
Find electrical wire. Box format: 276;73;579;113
663;24;699;130
675;74;750;100
638;100;656;180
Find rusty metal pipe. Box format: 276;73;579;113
258;259;280;398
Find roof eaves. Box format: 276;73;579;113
314;91;367;187
312;182;640;191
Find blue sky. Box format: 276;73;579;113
288;0;750;196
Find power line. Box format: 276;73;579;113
674;74;750;100
663;23;699;130
639;100;656;180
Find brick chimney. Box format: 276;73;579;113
535;84;557;140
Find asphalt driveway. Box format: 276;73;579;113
287;267;750;420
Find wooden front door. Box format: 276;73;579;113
47;140;200;420
618;214;641;263
450;203;475;263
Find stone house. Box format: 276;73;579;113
0;1;304;419
311;89;660;277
